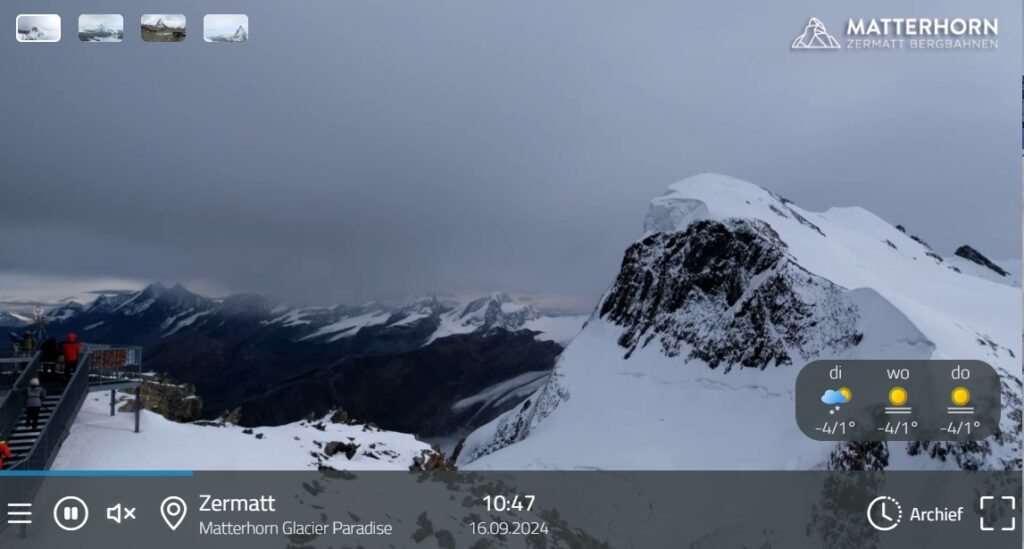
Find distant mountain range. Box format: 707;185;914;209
8;285;585;438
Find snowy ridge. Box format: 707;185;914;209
53;394;436;470
460;173;1021;471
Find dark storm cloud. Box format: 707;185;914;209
0;0;1019;305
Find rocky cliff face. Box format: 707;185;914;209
599;219;861;370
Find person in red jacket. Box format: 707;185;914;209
60;333;84;381
0;440;11;469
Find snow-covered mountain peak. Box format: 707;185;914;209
115;282;212;316
394;294;449;315
138;281;169;297
424;292;546;345
458;292;534;322
460;173;1021;471
219;293;280;317
372;294;449;329
643;173;825;239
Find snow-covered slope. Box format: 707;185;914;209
53;393;437;470
460;173;1022;471
0;311;30;328
522;314;588;345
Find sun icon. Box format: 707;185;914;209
951;387;971;406
888;386;909;407
838;387;852;402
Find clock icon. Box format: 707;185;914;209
866;496;902;531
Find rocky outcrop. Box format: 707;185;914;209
324;441;360;460
954;245;1010;277
409;446;457;471
118;374;203;422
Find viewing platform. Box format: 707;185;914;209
0;343;144;471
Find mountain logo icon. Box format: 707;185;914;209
792;17;841;49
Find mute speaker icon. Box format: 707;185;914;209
106;503;136;524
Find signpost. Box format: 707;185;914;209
86;346;144;433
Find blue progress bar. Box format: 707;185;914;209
0;470;193;477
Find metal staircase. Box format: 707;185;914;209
6;389;62;463
0;351;41;445
0;345;143;471
3;352;92;470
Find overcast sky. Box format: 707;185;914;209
79;14;123;31
0;0;1019;307
16;14;60;36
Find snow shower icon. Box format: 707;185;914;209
792;17;841;49
821;387;852;415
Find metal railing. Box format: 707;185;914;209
0;342;20;358
0;346;36;390
0;341;37;359
8;352;92;471
0;352;41;441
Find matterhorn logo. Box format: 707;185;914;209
792;17;841;49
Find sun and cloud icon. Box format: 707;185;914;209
821;387;852;414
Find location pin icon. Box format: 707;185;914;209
160;496;187;531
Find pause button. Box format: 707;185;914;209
53;496;89;531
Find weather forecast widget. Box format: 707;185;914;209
795;360;1001;441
